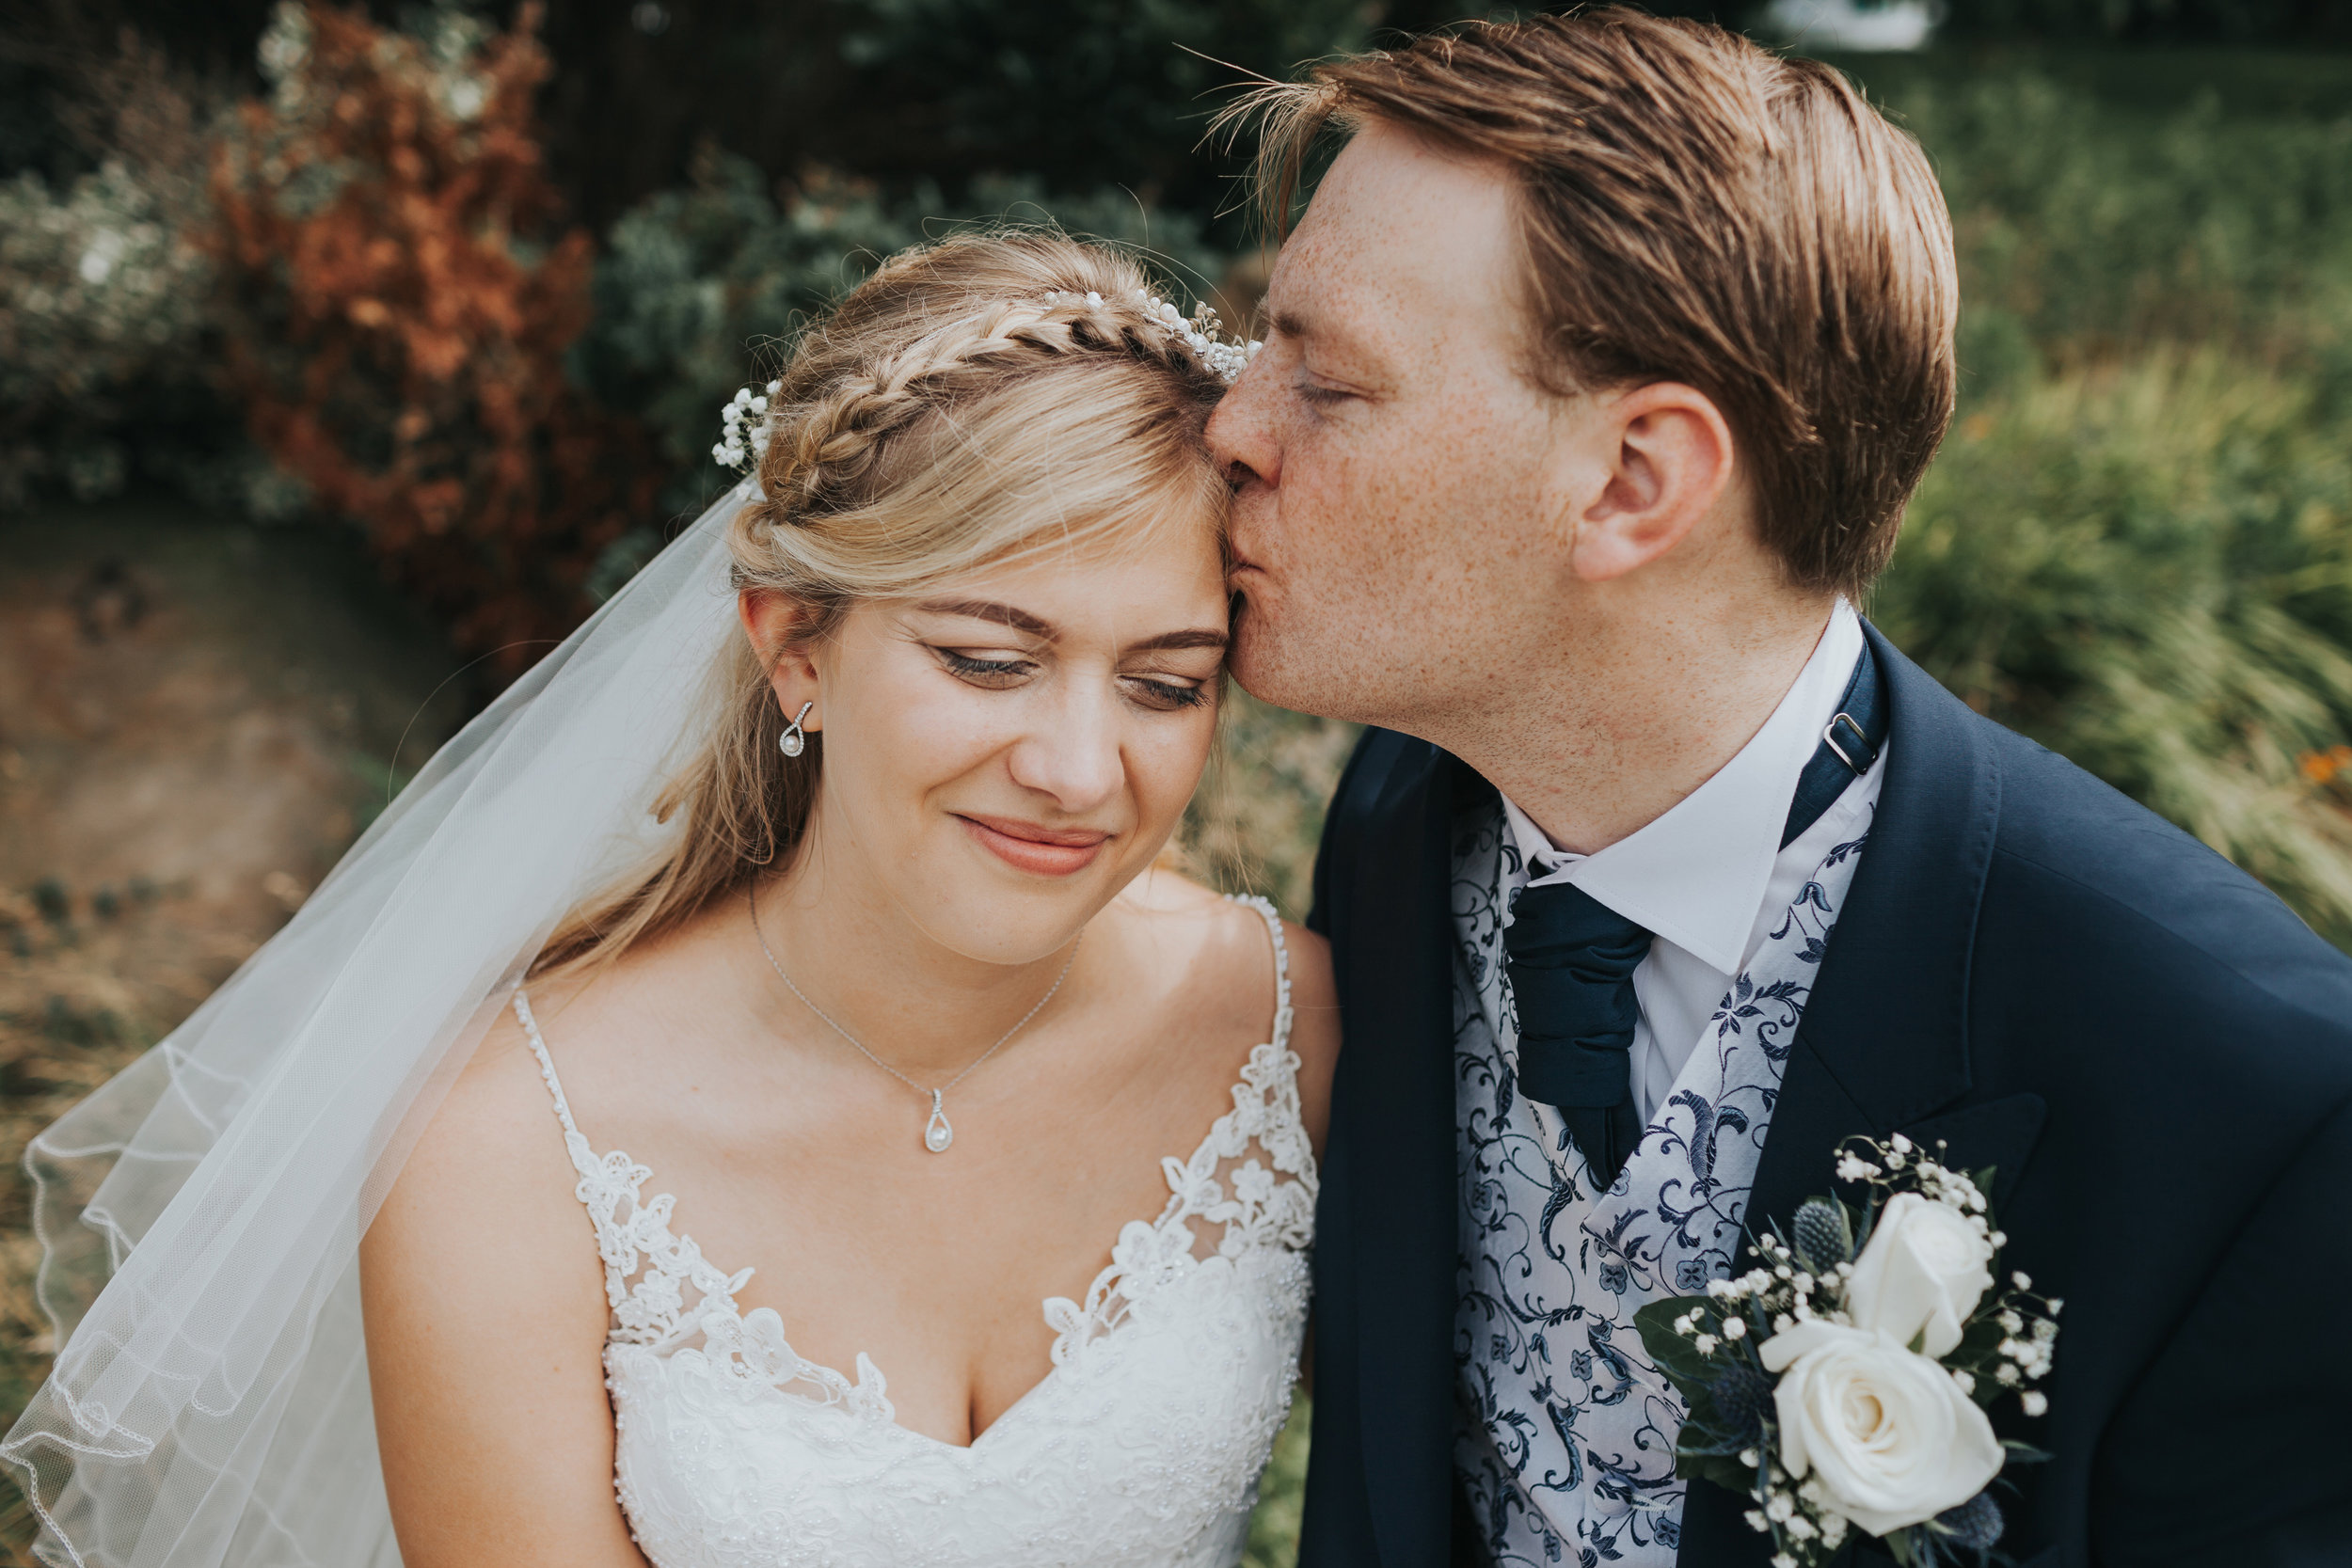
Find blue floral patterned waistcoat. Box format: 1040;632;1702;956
1452;798;1872;1567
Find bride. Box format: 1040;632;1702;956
4;233;1338;1568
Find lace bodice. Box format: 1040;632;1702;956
516;895;1315;1568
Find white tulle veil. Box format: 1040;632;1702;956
2;481;758;1566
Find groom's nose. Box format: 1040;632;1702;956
1205;358;1279;493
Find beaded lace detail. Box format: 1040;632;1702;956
516;895;1314;1568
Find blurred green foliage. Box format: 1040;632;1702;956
1835;58;2352;945
574;149;1228;531
0;163;213;509
534;0;1374;239
1853;59;2352;374
1878;355;2352;943
1934;0;2352;45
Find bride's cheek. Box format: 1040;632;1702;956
1143;718;1216;821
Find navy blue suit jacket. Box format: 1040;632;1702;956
1298;623;2352;1567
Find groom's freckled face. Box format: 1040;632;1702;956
1207;119;1566;726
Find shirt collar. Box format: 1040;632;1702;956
1500;600;1865;973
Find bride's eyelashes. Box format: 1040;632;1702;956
930;646;1210;712
935;647;1034;687
1120;674;1210;712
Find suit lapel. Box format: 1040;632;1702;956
1749;624;2005;1218
1330;733;1467;1568
1677;625;2044;1565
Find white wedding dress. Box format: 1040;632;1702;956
512;895;1316;1568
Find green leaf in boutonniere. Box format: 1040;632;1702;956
1632;1296;1719;1387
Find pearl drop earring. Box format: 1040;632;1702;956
779;701;814;758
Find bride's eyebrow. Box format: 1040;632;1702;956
913;598;1056;639
1127;628;1229;655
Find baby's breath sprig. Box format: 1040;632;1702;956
712;380;780;475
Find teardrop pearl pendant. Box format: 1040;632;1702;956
923;1089;954;1153
778;700;813;759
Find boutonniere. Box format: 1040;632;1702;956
1633;1135;2060;1568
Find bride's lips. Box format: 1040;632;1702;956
957;814;1111;877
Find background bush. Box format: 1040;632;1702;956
212;2;660;670
574;148;1227;545
1839;53;2352;945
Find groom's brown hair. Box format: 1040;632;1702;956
1233;8;1958;597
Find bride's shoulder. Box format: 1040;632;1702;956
397;931;700;1212
391;983;595;1214
1111;868;1339;1148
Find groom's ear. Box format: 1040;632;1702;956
1559;382;1740;584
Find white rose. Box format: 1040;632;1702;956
1759;1321;2003;1537
1845;1192;1993;1357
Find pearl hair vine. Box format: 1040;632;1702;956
711;287;1259;478
1041;287;1262;387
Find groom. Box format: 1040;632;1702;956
1208;9;2352;1568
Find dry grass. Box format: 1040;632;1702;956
0;503;467;1559
0;899;258;1562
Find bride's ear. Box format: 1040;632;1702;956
1557;382;1738;585
739;589;824;734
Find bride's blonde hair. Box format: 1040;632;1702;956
532;231;1233;981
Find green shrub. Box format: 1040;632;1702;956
1861;64;2352;382
0;162;215;511
0;34;301;521
575;146;1233;587
1875;350;2352;942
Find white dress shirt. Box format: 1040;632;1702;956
1497;601;1880;1123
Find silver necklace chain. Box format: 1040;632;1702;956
744;880;1079;1153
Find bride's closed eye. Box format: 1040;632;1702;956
934;647;1035;687
1120;673;1211;712
932;644;1211;713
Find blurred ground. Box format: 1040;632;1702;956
0;500;466;1556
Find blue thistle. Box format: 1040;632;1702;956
1708;1364;1772;1445
1933;1491;2005;1552
1792;1196;1852;1275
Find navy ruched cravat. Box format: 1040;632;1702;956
1502;882;1652;1188
1503;641;1887;1190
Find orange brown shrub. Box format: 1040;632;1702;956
212;1;658;673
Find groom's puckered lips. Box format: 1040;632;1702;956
955;813;1111;877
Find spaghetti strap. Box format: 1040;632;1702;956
512;989;587;1144
1224;894;1294;1052
509;987;757;1350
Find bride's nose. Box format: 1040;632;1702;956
1003;680;1124;814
